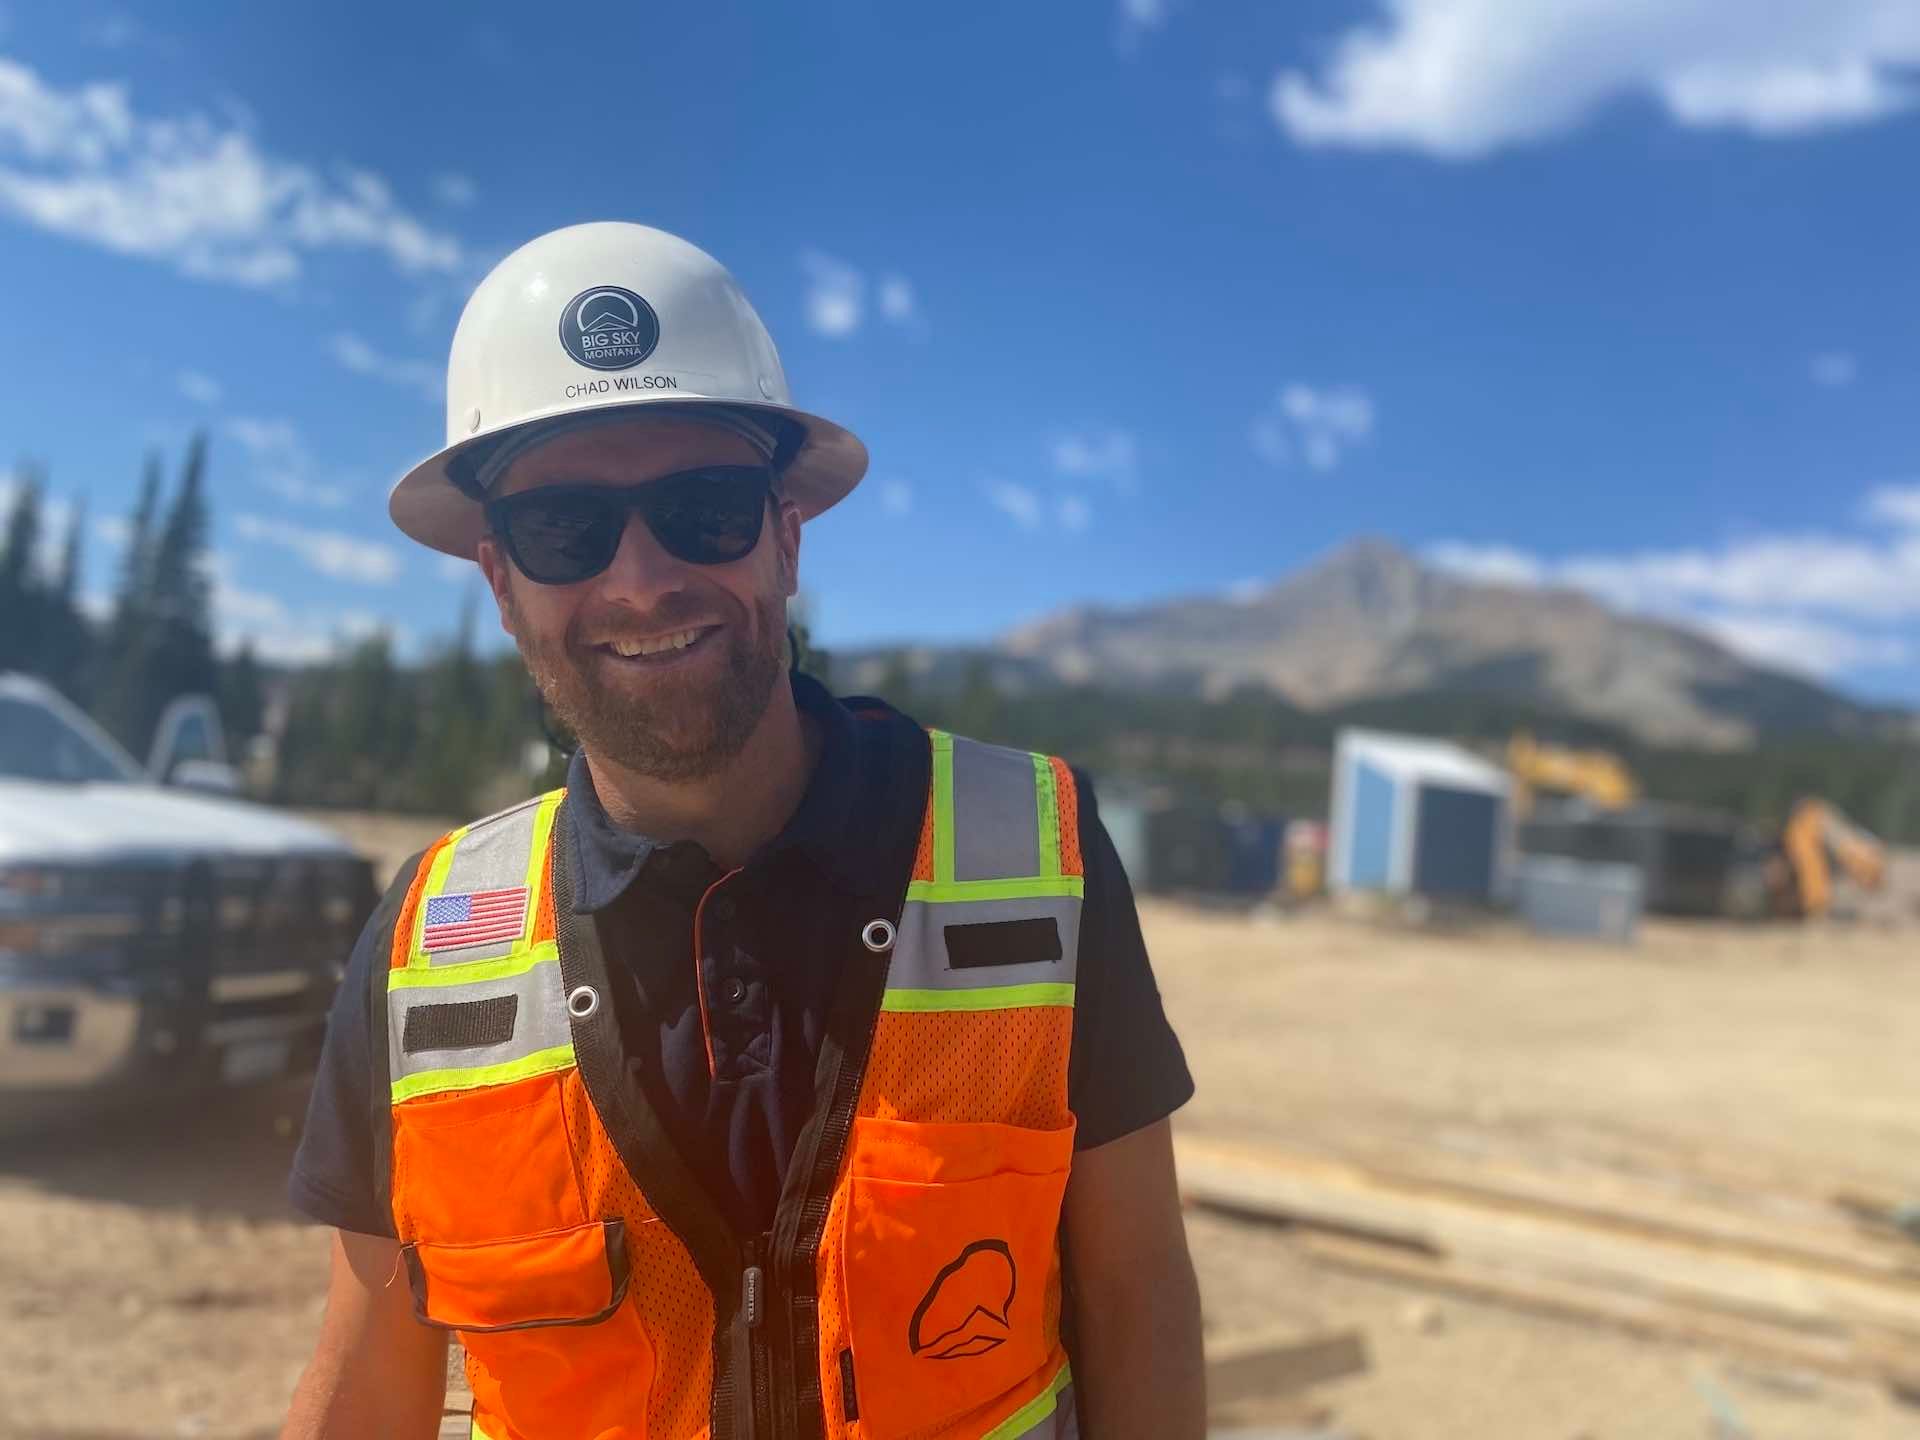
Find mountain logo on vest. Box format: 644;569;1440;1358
559;286;660;370
908;1239;1017;1360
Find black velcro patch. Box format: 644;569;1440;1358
942;917;1062;970
402;994;519;1054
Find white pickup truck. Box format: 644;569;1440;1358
0;672;374;1104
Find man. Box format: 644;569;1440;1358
283;222;1202;1440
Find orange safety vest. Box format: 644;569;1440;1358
373;729;1084;1439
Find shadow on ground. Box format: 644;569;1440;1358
0;1078;316;1224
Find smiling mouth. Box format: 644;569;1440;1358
595;626;718;663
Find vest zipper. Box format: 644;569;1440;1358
747;1233;774;1440
767;910;895;1440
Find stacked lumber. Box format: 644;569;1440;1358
1176;1136;1920;1400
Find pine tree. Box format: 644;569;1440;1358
0;470;45;673
41;495;91;699
97;437;217;756
218;642;265;744
95;454;165;748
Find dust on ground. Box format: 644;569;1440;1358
0;810;1914;1438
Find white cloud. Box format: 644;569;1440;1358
431;172;477;207
436;554;471;580
799;252;921;338
878;274;916;325
233;514;398;584
1057;495;1092;533
879;480;913;517
1251;383;1376;471
224;416;351;508
211;567;412;663
801;251;863;338
1117;0;1170;53
176;369;222;405
0;56;465;287
1695;613;1909;679
1555;536;1920;622
1810;351;1858;388
1226;577;1268;604
1864;483;1920;531
1052;429;1138;491
1427;488;1920;678
328;331;441;404
988;481;1044;532
81;14;177;54
1423;541;1548;588
1272;0;1920;159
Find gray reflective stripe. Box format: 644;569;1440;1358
387;958;570;1085
891;895;1081;993
1043;1382;1078;1440
426;795;545;965
951;736;1042;882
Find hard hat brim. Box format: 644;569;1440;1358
389;396;869;561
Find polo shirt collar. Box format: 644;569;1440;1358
563;671;895;915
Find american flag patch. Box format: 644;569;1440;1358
422;886;529;953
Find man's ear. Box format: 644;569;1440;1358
475;537;518;638
775;499;802;600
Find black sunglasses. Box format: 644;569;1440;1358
485;465;774;585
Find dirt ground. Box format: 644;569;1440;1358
1;814;1915;1439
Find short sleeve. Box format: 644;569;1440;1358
286;851;424;1236
1066;770;1195;1150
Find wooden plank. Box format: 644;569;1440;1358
1294;1231;1867;1381
1176;1141;1920;1345
1205;1327;1370;1407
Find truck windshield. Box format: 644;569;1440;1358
0;696;142;784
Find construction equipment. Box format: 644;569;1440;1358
1506;731;1638;818
1768;798;1887;919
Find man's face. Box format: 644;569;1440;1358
476;417;802;783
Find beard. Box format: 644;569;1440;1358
507;584;788;784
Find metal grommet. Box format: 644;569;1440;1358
566;985;600;1019
861;918;896;953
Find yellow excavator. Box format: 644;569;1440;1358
1768;798;1888;919
1506;732;1639;817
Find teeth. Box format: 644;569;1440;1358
611;629;701;658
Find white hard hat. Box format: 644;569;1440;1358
390;221;868;558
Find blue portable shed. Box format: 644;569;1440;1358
1328;729;1511;901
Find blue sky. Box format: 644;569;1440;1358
2;1;1918;702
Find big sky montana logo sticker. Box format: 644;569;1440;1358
908;1239;1016;1361
559;286;660;371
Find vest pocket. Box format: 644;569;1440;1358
841;1115;1076;1437
403;1219;653;1438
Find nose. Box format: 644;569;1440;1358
591;508;694;606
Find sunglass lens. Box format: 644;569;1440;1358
642;467;769;565
502;491;624;583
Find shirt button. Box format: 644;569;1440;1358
722;976;748;1005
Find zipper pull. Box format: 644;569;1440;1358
743;1263;764;1329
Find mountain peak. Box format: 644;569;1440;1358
972;538;1879;747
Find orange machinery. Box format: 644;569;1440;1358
1506;732;1638;818
1772;798;1887;919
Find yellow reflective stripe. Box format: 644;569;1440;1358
523;788;563;924
906;876;1084;904
881;983;1075;1013
387;941;559;991
931;729;956;885
470;1414;502;1440
409;822;473;965
389;1042;576;1101
1034;753;1060;880
982;1360;1073;1440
